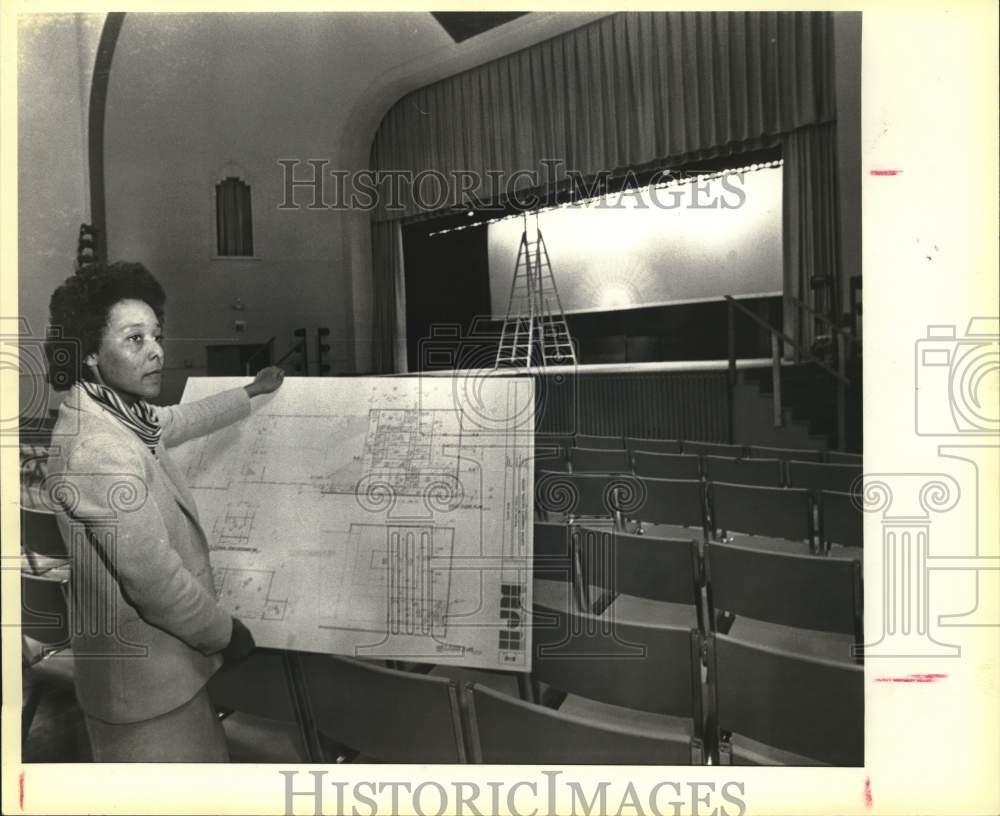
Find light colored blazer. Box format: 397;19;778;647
45;384;251;724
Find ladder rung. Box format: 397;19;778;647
499;229;576;369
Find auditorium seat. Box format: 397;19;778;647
427;664;526;706
569;446;631;473
526;601;704;764
535;434;573;472
466;683;687;764
827;450;862;465
705;540;862;657
708;633;863;766
21;571;71;656
575;433;624;449
535;470;641;526
819;490;864;554
536;470;602;521
299;653;466;762
533;521;578;585
632;477;707;540
632;451;701;480
702;456;784;488
536;433;573;452
709;482;814;553
19;442;51;512
22;571;74;743
209;649;300;722
682;441;745;458
209;649;312;761
533;446;570;473
748;444;824;463
532;523;589;641
787;460;862;494
625;436;682;455
21;507;69;576
573;524;701;629
222;709;312;763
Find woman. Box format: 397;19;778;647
43;261;284;761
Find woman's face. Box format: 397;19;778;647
87;299;164;405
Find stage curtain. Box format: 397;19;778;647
370;11;836;221
782;122;840;356
371;219;408;373
368;10;838;369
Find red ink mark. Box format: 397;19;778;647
19;771;24;809
874;673;948;683
864;776;873;809
870;169;902;176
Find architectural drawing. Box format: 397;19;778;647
173;376;534;670
213;568;288;622
211;502;257;552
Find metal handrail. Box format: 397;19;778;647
243;337;275;376
786;293;852;339
725;295;851;450
724;297;848;384
274;340;305;365
275;340;304;367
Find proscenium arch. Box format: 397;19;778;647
88;12;125;263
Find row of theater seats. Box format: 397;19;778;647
218;511;864;765
21;583;862;766
469;599;862;766
524;442;865;765
535;469;862;554
528;519;863;764
536;522;863;643
208;611;855;768
538;438;862;491
539;434;862;464
22;506;863;765
556;448;862;492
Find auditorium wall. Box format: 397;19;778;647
16;14;104;415
102;13;377;399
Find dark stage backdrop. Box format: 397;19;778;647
403;221;492;373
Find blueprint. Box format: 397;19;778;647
172;376;534;670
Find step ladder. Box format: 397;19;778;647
494;217;577;368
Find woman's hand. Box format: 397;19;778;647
221;617;256;665
244;366;285;398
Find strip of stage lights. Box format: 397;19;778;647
427;159;784;237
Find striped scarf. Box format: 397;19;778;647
79;381;162;455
